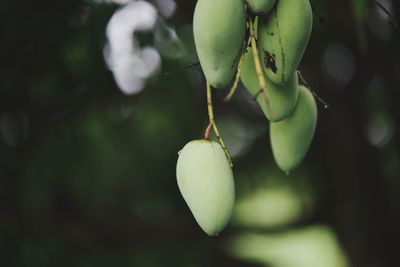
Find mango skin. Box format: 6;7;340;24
246;0;276;14
270;86;317;172
240;48;299;122
193;0;246;88
176;140;235;236
258;0;312;85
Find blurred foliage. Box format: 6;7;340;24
227;225;350;267
0;0;399;267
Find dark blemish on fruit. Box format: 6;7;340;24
264;50;277;73
268;32;274;36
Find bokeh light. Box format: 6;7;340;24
104;0;160;94
227;226;350;267
322;43;356;88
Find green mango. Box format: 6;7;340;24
193;0;246;88
246;0;276;14
258;0;312;85
176;140;235;236
240;48;299;122
270;86;317;172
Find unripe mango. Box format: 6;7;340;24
176;140;235;236
193;0;246;88
258;0;312;85
246;0;276;14
240;48;299;122
270;86;317;172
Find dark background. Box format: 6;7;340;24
0;0;399;266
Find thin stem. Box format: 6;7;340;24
297;70;310;87
206;81;233;167
297;70;330;109
248;17;272;115
204;122;212;140
223;33;252;102
163;62;200;76
223;52;246;102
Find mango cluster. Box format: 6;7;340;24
176;0;318;236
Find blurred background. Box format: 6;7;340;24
0;0;399;266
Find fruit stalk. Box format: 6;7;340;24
297;70;329;109
223;46;247;102
206;81;233;167
204;122;212;140
248;17;272;115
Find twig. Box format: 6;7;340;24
163;62;200;76
206;81;233;167
297;70;330;108
310;1;325;25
